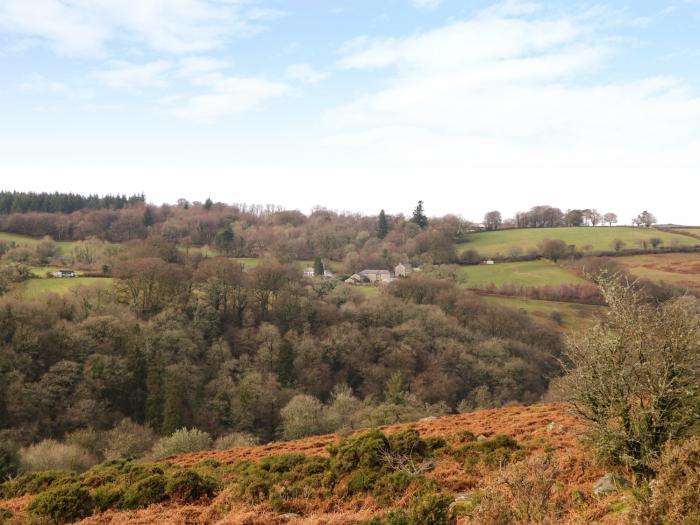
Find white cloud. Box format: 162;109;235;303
0;0;269;56
284;63;328;84
167;75;290;121
412;0;440;9
323;3;700;223
93;61;173;89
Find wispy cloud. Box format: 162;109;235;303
93;61;173;90
0;0;271;57
323;2;700;219
412;0;440;9
166;75;290;121
285;63;328;84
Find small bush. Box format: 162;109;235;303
388;429;429;459
91;482;124;512
328;430;390;479
164;469;218;502
152;428;212;459
20;440;97;473
407;491;455;525
0;471;77;499
121;473;166;509
472;454;563;524
632;437;700;525
370;491;456;525
65;428;105;461
103;419;157;460
27;483;92;524
213;432;259;450
345;467;381;494
456;434;522;470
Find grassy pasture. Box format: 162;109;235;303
671;227;700;237
11;277;114;297
481;295;604;331
0;231;105;256
455;260;588;288
616;252;700;291
26;265;87;277
457;227;697;257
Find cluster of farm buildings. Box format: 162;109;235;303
302;262;415;285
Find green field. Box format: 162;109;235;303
454;260;588;288
457;227;697;257
26;265;87;277
11;277;113;297
481;295;604;331
671;228;700;237
1;231;90;256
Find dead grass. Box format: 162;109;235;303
2;403;615;525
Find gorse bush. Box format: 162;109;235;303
366;490;456;525
152;428;212;459
164;470;219;502
20;440;97;473
27;483;93;524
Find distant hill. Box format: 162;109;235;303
458;226;697;257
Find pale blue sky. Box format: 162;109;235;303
1;1;699;224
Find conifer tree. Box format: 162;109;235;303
410;200;428;229
377;209;389;239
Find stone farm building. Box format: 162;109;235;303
345;264;413;285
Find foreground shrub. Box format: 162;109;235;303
213;432;259;450
328;430;390;480
27;483;92;524
560;278;699;477
164;469;218;502
152;428;212;459
121;473;166;509
457;434;522;470
633;437;700;525
0;471;77;499
368;490;456;525
20;440;97;473
472;454;563;524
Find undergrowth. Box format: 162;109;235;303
0;428;526;524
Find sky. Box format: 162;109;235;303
0;0;699;225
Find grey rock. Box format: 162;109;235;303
593;473;631;496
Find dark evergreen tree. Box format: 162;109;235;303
313;256;324;276
377;209;389;239
215;227;234;256
410;200;428;229
145;352;165;432
204;198;213;211
161;367;186;434
142;206;155;227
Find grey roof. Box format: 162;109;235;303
360;269;391;275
